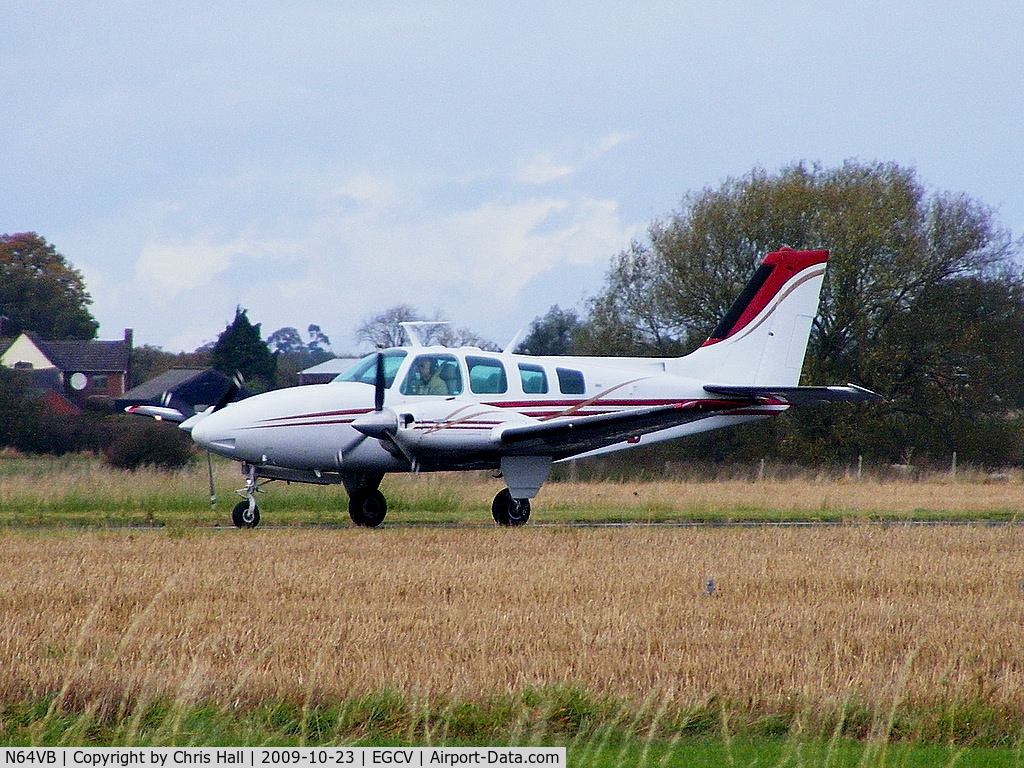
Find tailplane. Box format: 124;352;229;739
680;247;829;386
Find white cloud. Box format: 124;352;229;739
213;166;638;351
133;239;248;301
515;155;576;186
331;174;401;210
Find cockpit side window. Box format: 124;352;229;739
333;351;407;388
400;354;463;395
467;356;508;394
518;363;548;394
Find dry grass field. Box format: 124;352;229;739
6;453;1024;751
4;523;1024;740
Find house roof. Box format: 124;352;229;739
30;333;130;372
2;331;131;374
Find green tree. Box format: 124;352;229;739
517;305;583;355
576;243;687;356
267;324;336;387
211;307;276;390
266;326;305;356
103;416;194;471
128;345;212;389
306;324;332;358
0;232;99;339
580;161;1024;466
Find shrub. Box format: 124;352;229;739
103;417;194;471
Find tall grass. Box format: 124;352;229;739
3;451;1024;526
3;525;1024;751
5;452;1024;760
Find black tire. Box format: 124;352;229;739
231;500;260;528
491;488;531;527
349;489;387;527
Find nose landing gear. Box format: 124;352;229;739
231;464;265;528
231;497;260;528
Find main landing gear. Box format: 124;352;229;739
343;474;388;528
348;488;387;527
491;488;531;527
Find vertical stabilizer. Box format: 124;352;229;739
681;248;828;386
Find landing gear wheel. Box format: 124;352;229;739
491;488;531;527
231;500;260;528
349;489;387;528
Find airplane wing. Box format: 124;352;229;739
494;400;744;456
492;384;880;458
702;383;882;405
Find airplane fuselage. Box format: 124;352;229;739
189;348;783;477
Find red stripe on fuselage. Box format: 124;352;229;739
235;396;786;433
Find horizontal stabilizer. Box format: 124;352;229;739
703;383;882;406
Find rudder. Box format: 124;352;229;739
683;247;828;386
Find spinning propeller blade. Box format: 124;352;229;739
211;372;245;412
374;352;386;411
354;353;396;439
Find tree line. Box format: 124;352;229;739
4;159;1024;469
519;161;1024;469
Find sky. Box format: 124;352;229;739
3;1;1023;354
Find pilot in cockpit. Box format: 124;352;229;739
411;357;448;395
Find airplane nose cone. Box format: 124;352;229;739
190;415;211;445
190;412;236;456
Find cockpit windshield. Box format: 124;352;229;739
332;350;407;388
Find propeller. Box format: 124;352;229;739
374;351;386;411
350;352;410;464
211;371;245;412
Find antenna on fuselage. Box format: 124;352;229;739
502;329;525;354
399;321;451;347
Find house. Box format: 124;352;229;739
116;368;243;419
0;329;133;411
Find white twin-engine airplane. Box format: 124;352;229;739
130;247;879;528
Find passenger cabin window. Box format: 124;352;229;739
467;356;508;394
334;351;407;388
518;363;548;394
401;354;463;395
556;367;585;395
